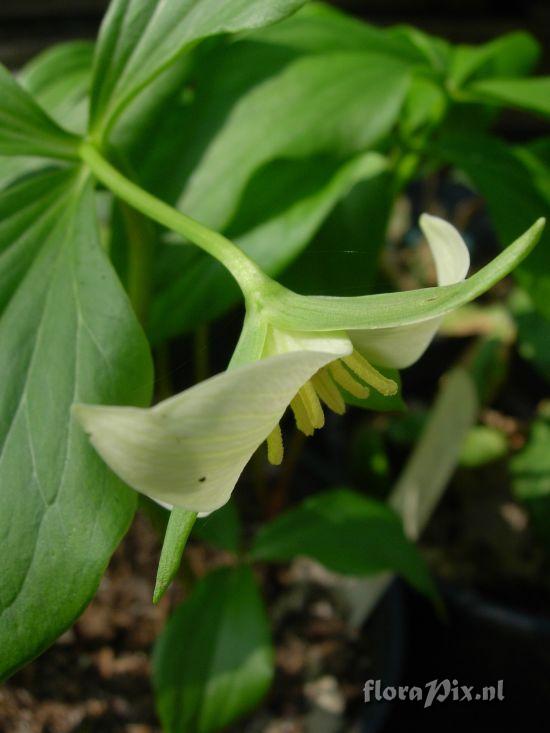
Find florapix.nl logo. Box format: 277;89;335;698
364;679;504;708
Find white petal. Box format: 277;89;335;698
350;214;470;368
419;213;470;285
73;347;347;513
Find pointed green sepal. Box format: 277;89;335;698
263;218;545;332
153;508;197;604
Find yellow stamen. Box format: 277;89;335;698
266;424;284;465
298;381;325;429
290;394;315;436
312;370;346;415
343;352;398;396
329;361;370;399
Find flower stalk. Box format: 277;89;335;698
79;141;268;299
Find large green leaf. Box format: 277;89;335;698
153;566;273;733
437;132;550;319
0;169;152;679
89;0;308;136
255;2;428;62
21;41;94;135
250;488;435;597
467;76;550;118
149;153;390;343
173;50;409;231
0;42;94;190
0;63;79;160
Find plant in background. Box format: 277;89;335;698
1;1;549;731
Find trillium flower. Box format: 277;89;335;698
73;215;544;513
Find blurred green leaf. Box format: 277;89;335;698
464;336;510;404
258;3;429;62
282;164;395;296
400;76;448;140
510;288;550;381
250;488;435;598
459;425;508;467
350;427;390;496
449;31;540;88
468;76;550;118
173;50;409;230
511;409;550;546
153;566;273;733
21;41;93;134
193;501;242;553
89;0;308;136
0;170;152;680
388;25;451;72
437;132;550;319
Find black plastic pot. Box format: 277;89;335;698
360;579;550;732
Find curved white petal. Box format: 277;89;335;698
73;347;347;513
420;213;470;285
350;214;470;368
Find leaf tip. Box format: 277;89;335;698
153;577;168;605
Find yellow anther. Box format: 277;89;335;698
290;394;315;436
329;361;370;399
343;352;398;396
298;381;325;430
312;370;346;415
266;423;284;465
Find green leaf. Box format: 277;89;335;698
255;3;429;63
449;31;540;88
193;501;242;553
399;76;448;140
510;289;550;381
459;425;508;467
154;508;197;604
153;566;273;733
390;368;479;540
250;488;435;597
0;63;79;160
21;41;94;135
281;161;395;295
89;0;308;136
388;24;451;72
173;50;409;231
0;42;93;190
437;132;550;319
511;409;550;547
467;76;550;118
149;153;390;343
0;170;152;680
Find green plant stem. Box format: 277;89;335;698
118;201;155;325
79;141;266;297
